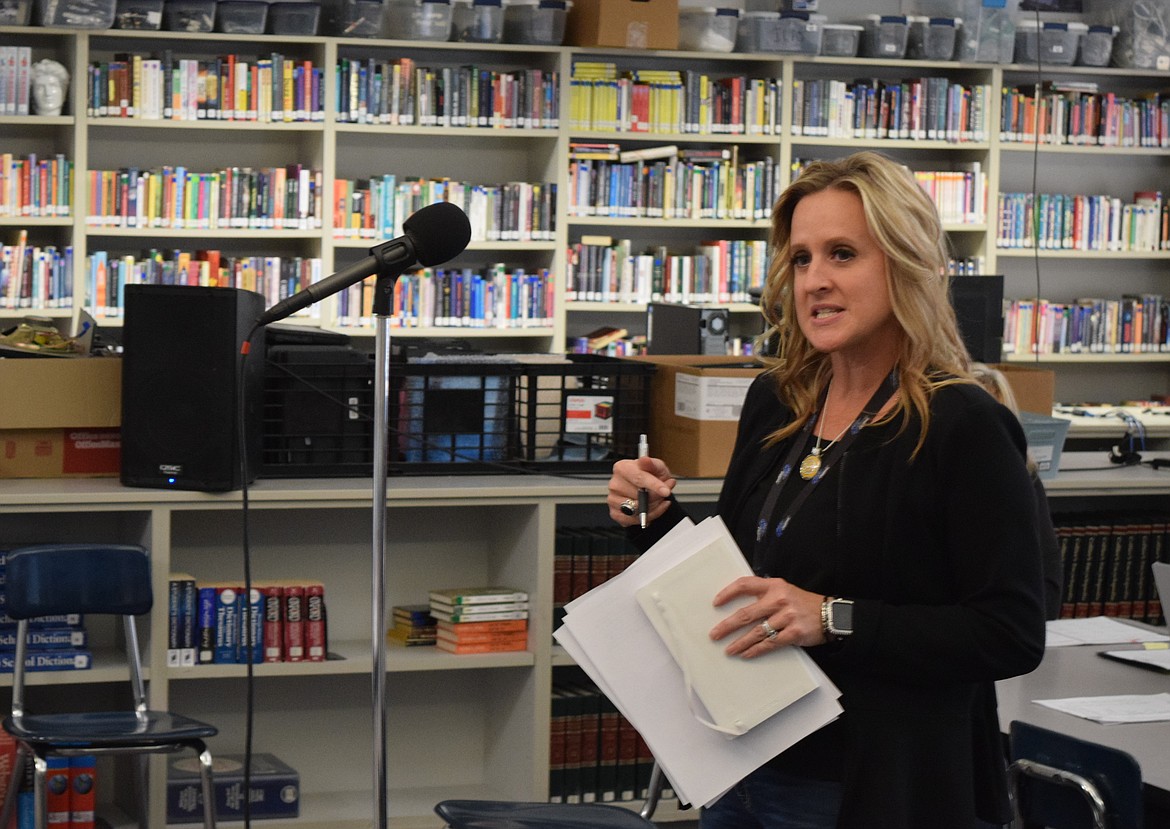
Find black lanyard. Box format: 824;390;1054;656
754;371;899;555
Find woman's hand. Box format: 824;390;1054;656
709;576;828;656
607;456;676;527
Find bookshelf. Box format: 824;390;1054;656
0;459;1163;827
5;27;1170;397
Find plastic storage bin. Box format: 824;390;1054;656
452;0;502;41
268;1;320;33
163;0;214;29
907;15;960;60
1019;412;1069;480
324;0;381;35
678;6;739;53
776;11;824;54
383;0;452;40
502;0;569;44
1083;0;1168;69
36;0;116;27
1077;24;1117;67
1015;19;1085;66
862;14;909;58
820;22;862;57
114;0;161;26
0;0;32;24
216;0;267;31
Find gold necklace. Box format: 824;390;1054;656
798;390;853;481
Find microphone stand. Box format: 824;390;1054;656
369;262;403;829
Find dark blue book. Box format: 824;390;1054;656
166;753;299;823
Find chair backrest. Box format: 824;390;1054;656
6;545;152;618
1010;720;1144;829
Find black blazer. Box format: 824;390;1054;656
636;374;1046;827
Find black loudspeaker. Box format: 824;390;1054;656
949;274;1004;363
646;303;730;355
121;285;266;491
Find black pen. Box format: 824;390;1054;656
637;433;650;529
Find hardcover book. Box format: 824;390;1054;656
166;753;299;823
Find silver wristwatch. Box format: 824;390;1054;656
822;597;854;639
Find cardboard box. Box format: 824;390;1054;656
988;363;1055;415
565;0;678;49
0;358;122;478
628;355;763;479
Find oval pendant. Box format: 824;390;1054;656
798;452;821;481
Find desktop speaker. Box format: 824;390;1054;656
120;285;266;491
646;303;730;355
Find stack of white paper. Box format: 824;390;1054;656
554;516;842;809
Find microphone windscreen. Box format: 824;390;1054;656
403;201;472;266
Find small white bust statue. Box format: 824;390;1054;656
32;59;70;117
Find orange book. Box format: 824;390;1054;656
437;628;527;646
436;638;527;655
436;618;527;635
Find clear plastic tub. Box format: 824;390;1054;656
1015;19;1085;66
383;0;453;39
36;0;116;27
115;0;162;27
1078;23;1117;67
452;0;502;41
820;22;862;57
268;1;320;33
678;6;740;53
162;0;214;30
776;11;825;54
863;13;909;59
502;0;569;44
735;10;778;52
907;15;960;61
216;0;267;32
1083;0;1167;69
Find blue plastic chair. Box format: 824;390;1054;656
0;544;218;829
435;763;665;828
1009;720;1144;829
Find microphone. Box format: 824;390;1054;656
256;201;472;326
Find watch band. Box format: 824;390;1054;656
822;596;854;639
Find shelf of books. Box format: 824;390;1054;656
1;465;1167;826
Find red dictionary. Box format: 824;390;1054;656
69;756;97;829
304;583;326;662
260;583;283;663
283;584;305;662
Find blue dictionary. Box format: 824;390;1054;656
166;753;299;823
0;649;91;672
0;626;87;651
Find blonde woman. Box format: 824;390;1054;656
609;152;1045;828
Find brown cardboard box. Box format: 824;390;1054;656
629;354;763;479
0;358;122;478
565;0;679;49
989;363;1055;415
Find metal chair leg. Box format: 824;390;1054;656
135;754;150;828
32;754;47;829
196;745;217;829
0;745;26;829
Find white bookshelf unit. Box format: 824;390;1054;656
6;26;1170;400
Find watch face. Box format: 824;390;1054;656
832;600;854;633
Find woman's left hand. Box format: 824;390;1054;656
709;576;828;657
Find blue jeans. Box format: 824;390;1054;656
700;766;843;829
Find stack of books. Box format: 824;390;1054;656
429;586;529;654
386;604;437;647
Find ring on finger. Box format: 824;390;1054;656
619;499;637;516
760;619;779;640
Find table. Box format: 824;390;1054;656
997;638;1170;815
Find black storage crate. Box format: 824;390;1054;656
261;350;653;477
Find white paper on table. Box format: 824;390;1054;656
554;516;842;809
1033;692;1170;724
1044;616;1170;647
1100;647;1170;672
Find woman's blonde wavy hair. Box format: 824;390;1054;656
756;151;973;455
